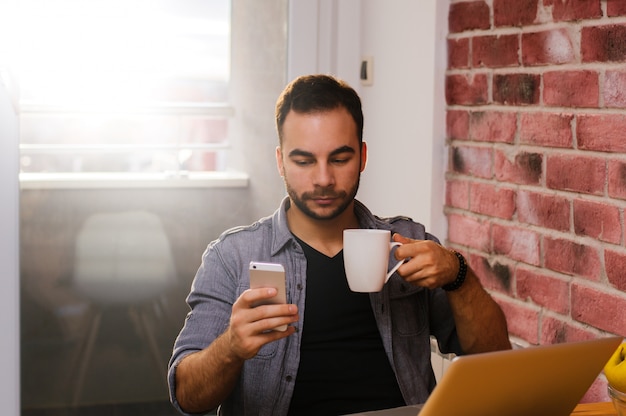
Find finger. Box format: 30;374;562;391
409;275;441;290
248;312;298;333
395;261;441;289
239;287;280;308
396;238;446;262
248;303;298;324
253;325;297;344
234;289;297;326
227;307;297;359
392;233;415;244
391;234;411;261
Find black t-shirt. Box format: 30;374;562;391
287;237;405;415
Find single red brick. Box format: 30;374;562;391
522;29;576;66
497;297;541;344
572;283;626;334
519;112;573;148
494;149;543;185
582;25;626;63
544;237;602;280
605;249;626;291
448;38;470;69
608;0;626;16
469;182;516;219
573;199;622;244
517;190;570;231
446;110;469;140
577;113;626;152
543;70;599;107
608;160;626;200
551;0;602;22
445;179;470;210
540;315;598;345
447;213;491;251
469;111;517;143
492;223;541;265
449;1;491;33
516;268;570;314
494;0;539;27
493;73;541;105
449;145;493;178
546;155;605;195
446;74;489;105
604;70;626;108
467;253;513;293
473;34;519;68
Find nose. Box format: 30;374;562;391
313;162;335;187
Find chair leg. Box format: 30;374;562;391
129;305;167;382
71;310;102;407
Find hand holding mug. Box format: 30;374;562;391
391;233;461;290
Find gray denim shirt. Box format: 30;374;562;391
168;198;462;416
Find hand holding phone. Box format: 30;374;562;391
249;261;288;331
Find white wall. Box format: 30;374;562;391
0;78;21;416
288;0;448;239
288;0;362;89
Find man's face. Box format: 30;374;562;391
276;107;367;221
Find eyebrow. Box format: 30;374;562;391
288;145;356;158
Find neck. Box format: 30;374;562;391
286;200;360;257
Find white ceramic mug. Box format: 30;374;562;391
343;229;405;292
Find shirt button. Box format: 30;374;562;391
297;283;303;290
286;375;293;382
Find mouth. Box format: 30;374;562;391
311;197;336;206
302;189;347;207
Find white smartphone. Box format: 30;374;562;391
249;261;288;331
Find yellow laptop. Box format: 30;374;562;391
347;336;622;416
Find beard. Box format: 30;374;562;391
284;175;360;221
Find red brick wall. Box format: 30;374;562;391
445;0;626;352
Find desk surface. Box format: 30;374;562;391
572;402;617;415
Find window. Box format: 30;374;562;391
5;0;234;185
13;1;286;413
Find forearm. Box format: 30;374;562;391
175;332;245;414
446;269;511;354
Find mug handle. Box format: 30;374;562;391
385;242;405;282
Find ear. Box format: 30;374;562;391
360;142;368;173
276;146;285;177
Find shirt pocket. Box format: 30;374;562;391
242;349;283;414
253;338;279;358
388;282;428;337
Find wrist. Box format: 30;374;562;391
442;250;467;292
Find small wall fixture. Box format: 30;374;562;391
360;56;374;86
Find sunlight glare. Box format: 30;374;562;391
11;0;229;107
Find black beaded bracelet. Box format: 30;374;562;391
442;250;467;292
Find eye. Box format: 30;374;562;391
293;158;314;167
331;156;351;165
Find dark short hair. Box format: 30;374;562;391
275;74;364;146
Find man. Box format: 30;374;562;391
168;74;511;416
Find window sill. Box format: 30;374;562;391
19;171;249;190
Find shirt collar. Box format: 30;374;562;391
269;197;390;256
